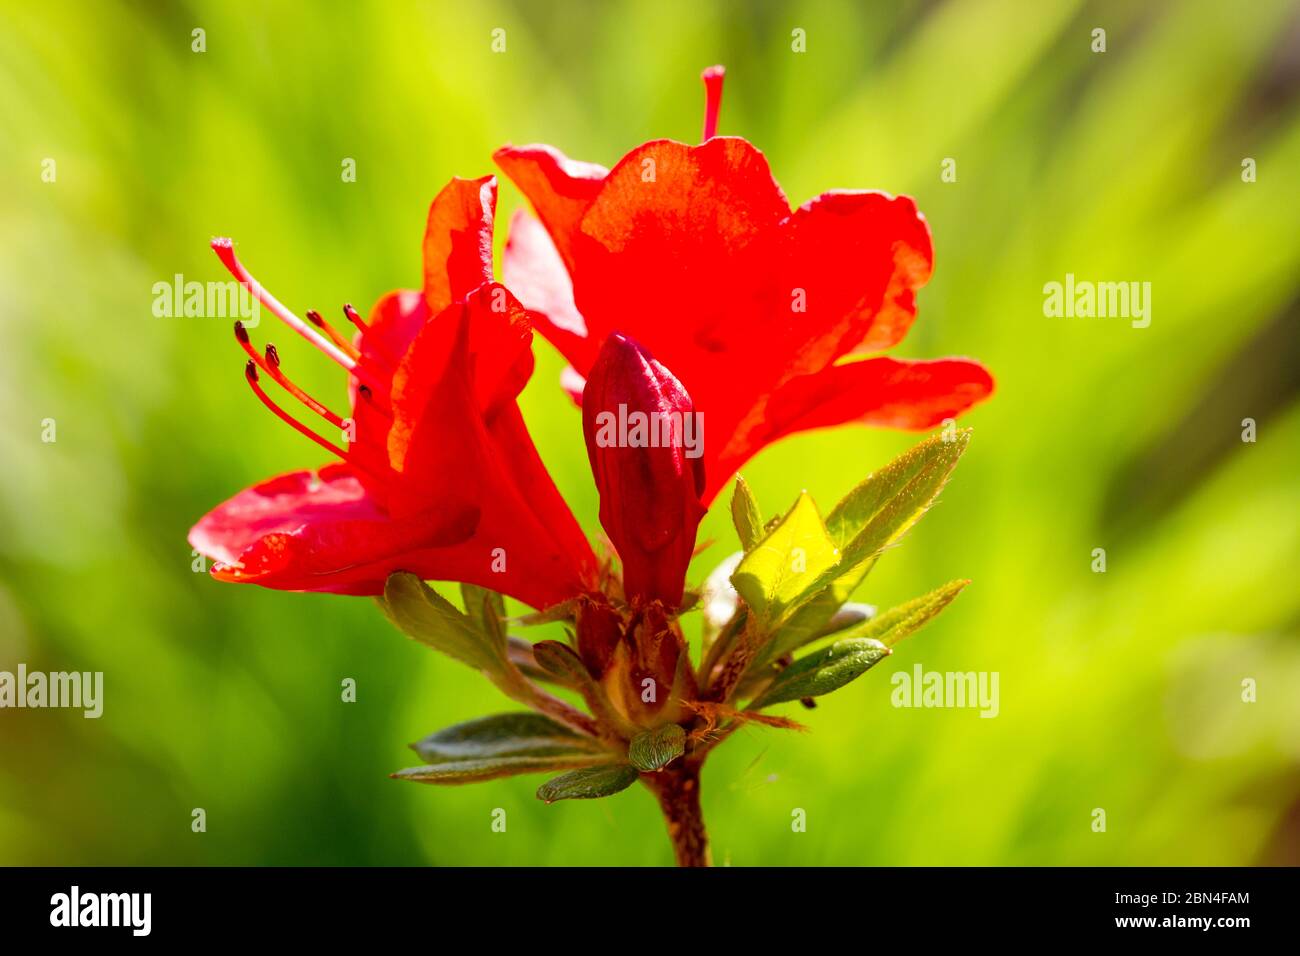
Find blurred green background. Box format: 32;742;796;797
2;0;1298;866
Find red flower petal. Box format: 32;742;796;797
347;289;425;471
356;289;426;368
387;284;534;482
779;190;934;367
422;175;497;314
194;175;597;609
571;138;789;387
703;358;992;501
501;209;596;370
498;131;977;505
382;291;596;604
187;463;480;596
766;356;995;438
191;355;596;606
493;144;607;272
486;402;597;588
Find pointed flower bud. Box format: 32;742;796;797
575;594;624;679
583;333;706;607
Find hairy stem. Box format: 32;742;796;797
642;761;710;867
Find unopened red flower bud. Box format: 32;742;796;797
583;333;706;607
575;595;624;679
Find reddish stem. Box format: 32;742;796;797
642;760;711;867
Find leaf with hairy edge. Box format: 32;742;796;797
800;432;971;603
381;574;599;736
741;432;972;673
825;430;971;547
740;594;879;695
461;583;506;634
379;572;505;674
536;764;640;803
411;713;610;764
730;475;764;551
393;753;616;785
730;492;839;627
832;430;969;562
756;562;874;669
853;580;969;648
697;605;747;689
750;638;891;709
628;723;686;772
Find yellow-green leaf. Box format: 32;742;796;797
758;562;874;666
853;580;969;647
730;475;764;552
826;430;971;552
730;492;839;627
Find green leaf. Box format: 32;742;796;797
824;430;970;547
506;636;574;687
393;753;615;785
826;430;971;550
737;600;881;699
531;640;637;735
410;712;607;764
461;583;506;635
854;580;969;648
379;572;506;674
628;723;686;771
758;563;874;666
730;475;764;551
750;637;891;709
736;432;972;675
531;639;592;686
511;598;579;627
796;431;971;603
381;575;598;736
730;492;840;627
536;764;640;803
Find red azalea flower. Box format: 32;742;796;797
495;66;994;503
582;333;706;608
187;67;995;869
189;176;596;608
